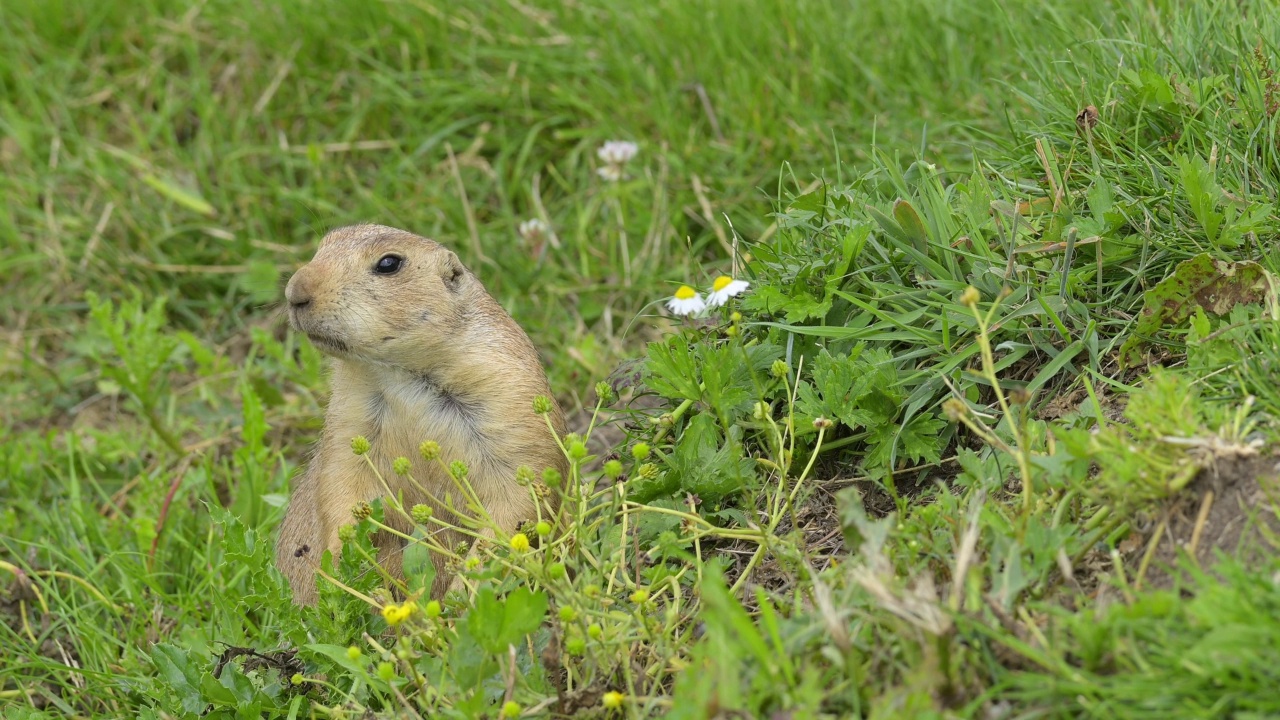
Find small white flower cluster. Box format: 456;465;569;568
597;140;638;182
665;275;750;316
518;218;548;242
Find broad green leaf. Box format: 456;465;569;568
467;586;548;654
497;586;548;647
149;644;208;715
787;185;827;215
1176;155;1224;244
645;338;703;402
306;643;378;679
892;198;929;252
667;414;754;501
1119;254;1279;367
795;346;873;429
862;411;946;469
401;534;437;595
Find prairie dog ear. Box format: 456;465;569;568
440;250;466;291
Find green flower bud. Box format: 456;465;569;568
351;502;372;521
392;456;411;475
603;459;623;479
565;636;586;655
449;460;469;481
631;443;651;460
425;600;442;618
770;359;789;378
337;524;357;543
752;401;768;420
558;605;578;622
568;441;588;461
377;661;395;681
351;435;371;455
547;562;567;580
587;623;603;640
536;520;552;537
515;465;535;486
346;645;362;661
595;381;615;406
542;468;563;487
411;504;434;523
502;701;522;718
419;440;441;460
533;395;552;414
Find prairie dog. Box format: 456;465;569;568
275;224;567;605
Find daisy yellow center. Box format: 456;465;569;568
675;285;697;300
712;276;734;292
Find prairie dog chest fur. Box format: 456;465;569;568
320;361;531;514
275;224;568;605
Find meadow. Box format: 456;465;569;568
3;0;1280;717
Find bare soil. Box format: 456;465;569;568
1141;452;1280;589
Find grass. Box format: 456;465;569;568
3;0;1280;717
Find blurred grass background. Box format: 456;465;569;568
1;0;1106;425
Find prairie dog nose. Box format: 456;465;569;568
286;269;313;308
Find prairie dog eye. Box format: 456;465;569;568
374;255;403;275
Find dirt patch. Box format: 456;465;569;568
1141;453;1280;589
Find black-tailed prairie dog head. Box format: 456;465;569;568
285;225;477;368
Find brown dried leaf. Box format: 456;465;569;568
1076;105;1099;132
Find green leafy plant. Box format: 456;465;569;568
85;291;186;453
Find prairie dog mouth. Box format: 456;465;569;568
304;332;350;353
288;309;350;354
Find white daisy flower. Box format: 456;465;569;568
597;140;638;166
666;285;706;316
705;275;750;307
518;218;547;242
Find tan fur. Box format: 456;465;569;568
275;224;568;605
